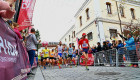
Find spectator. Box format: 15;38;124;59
106;40;112;49
96;42;102;52
91;46;97;54
12;22;23;39
110;40;117;66
88;48;93;54
102;41;109;64
102;41;108;51
111;36;117;41
0;0;16;19
94;42;103;66
117;40;125;67
111;40;117;49
6;20;13;27
124;34;138;68
26;28;41;75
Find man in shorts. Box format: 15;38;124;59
72;46;77;67
67;43;73;68
57;41;63;69
49;49;56;68
78;33;90;70
42;45;50;69
62;44;68;66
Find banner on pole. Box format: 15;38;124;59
17;0;36;31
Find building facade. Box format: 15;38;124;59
60;0;140;48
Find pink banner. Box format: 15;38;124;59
80;54;94;66
17;0;36;31
0;18;30;80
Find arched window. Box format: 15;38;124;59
120;5;125;17
106;2;112;14
86;8;90;20
79;16;82;26
130;8;135;19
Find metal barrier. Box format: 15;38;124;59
94;44;140;67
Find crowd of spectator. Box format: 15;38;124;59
90;33;139;68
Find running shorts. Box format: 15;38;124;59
82;48;89;54
68;55;72;58
49;57;56;60
72;54;76;58
58;53;62;57
43;57;50;59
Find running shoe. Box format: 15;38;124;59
130;64;133;67
134;65;138;68
86;66;89;71
81;58;83;63
66;64;68;67
59;66;62;69
129;64;132;67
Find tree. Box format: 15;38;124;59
124;19;140;38
35;29;40;40
35;30;42;53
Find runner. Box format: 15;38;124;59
62;44;68;67
72;46;77;67
38;52;42;67
42;45;50;69
57;41;63;69
78;33;90;70
49;49;56;68
67;43;73;68
40;50;44;68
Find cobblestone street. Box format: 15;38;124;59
33;66;140;80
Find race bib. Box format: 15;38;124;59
58;50;62;52
82;43;88;47
45;52;48;54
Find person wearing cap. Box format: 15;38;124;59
78;33;90;70
124;34;138;68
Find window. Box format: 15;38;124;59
130;8;135;19
79;16;82;26
73;31;76;38
65;38;67;42
86;8;90;20
120;6;125;17
69;35;70;41
87;32;93;40
106;2;112;14
109;29;117;37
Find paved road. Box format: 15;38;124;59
40;66;140;80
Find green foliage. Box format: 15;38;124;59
35;29;41;51
35;29;40;41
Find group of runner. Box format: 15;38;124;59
38;33;90;70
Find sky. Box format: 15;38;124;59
32;0;85;42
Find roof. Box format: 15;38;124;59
74;0;90;18
60;25;75;41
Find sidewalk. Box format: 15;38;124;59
27;67;44;80
34;67;44;80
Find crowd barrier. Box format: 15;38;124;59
94;44;140;67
